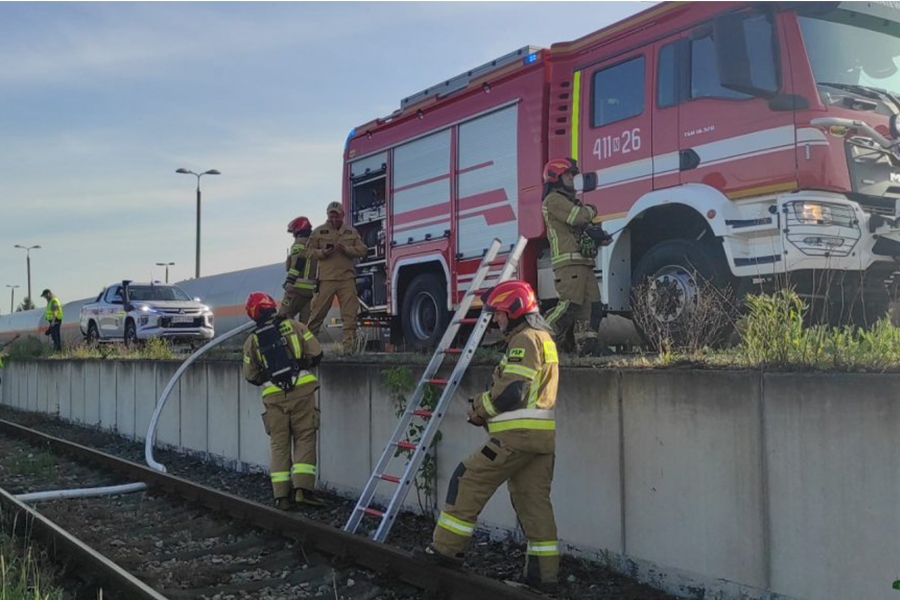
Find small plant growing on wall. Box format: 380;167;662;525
381;366;442;519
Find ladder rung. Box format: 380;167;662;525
413;409;432;418
397;440;418;450
380;474;401;484
456;318;478;325
363;507;384;517
444;347;462;354
427;378;448;385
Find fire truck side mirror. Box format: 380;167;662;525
574;172;598;193
713;11;779;99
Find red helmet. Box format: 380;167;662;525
287;216;311;234
482;280;538;319
542;157;579;183
245;291;278;321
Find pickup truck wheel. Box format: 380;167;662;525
124;320;138;348
86;322;100;347
401;273;449;351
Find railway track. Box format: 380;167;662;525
0;418;540;600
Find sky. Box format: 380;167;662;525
0;1;651;312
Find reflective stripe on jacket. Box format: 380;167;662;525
241;319;323;397
542;188;595;269
473;322;559;432
285;235;318;294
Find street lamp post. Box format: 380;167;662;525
175;168;221;279
6;285;19;313
13;244;41;304
155;262;175;283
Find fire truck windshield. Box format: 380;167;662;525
799;10;900;98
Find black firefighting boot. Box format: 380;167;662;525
274;497;293;511
295;488;328;507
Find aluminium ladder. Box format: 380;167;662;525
344;235;528;542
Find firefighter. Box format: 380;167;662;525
242;291;327;509
541;157;612;356
416;280;561;593
40;289;63;351
277;215;318;323
306;201;368;353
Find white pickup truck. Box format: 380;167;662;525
80;280;215;346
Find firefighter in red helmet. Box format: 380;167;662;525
416;280;561;593
541;157;612;356
277;215;318;323
242;291;327;510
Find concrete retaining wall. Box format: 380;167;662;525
1;359;897;600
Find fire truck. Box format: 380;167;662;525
344;1;900;349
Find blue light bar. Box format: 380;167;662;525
523;52;539;65
345;128;356;148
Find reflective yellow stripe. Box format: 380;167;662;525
288;268;300;276
566;205;582;226
571;70;581;160
502;364;537;380
551;252;585;265
527;540;560;556
437;512;475;537
545;300;569;326
293;279;315;290
261;373;319;397
528;371;541;408
481;391;498;418
543;340;558;364
292;463;316;475
303;330;314;341
271;471;290;483
243;355;251;364
487;419;556;433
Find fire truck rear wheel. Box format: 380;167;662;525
401;273;449;351
630;239;736;350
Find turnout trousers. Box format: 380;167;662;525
545;264;602;352
431;432;559;585
261;388;320;499
307;279;359;352
277;289;313;324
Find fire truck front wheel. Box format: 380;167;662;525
630;238;736;350
401;273;449;351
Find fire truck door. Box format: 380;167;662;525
576;50;653;219
676;11;796;197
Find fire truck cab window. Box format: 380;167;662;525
591;56;645;127
691;34;751;101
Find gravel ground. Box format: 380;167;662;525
0;405;677;600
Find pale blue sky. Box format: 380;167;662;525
0;1;649;310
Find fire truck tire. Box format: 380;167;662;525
124;320;139;348
630;238;735;350
401;273;449;351
86;321;100;347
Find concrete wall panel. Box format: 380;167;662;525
621;371;766;588
116;362;136;439
180;364;208;453
207;362;240;460
319;365;372;493
153;363;181;448
237;377;268;470
68;362;85;423
134;362;158;441
764;373;900;600
98;362;117;431
83;362;101;426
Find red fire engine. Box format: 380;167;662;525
344;1;900;349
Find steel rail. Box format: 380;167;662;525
0;418;537;600
0;486;169;600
